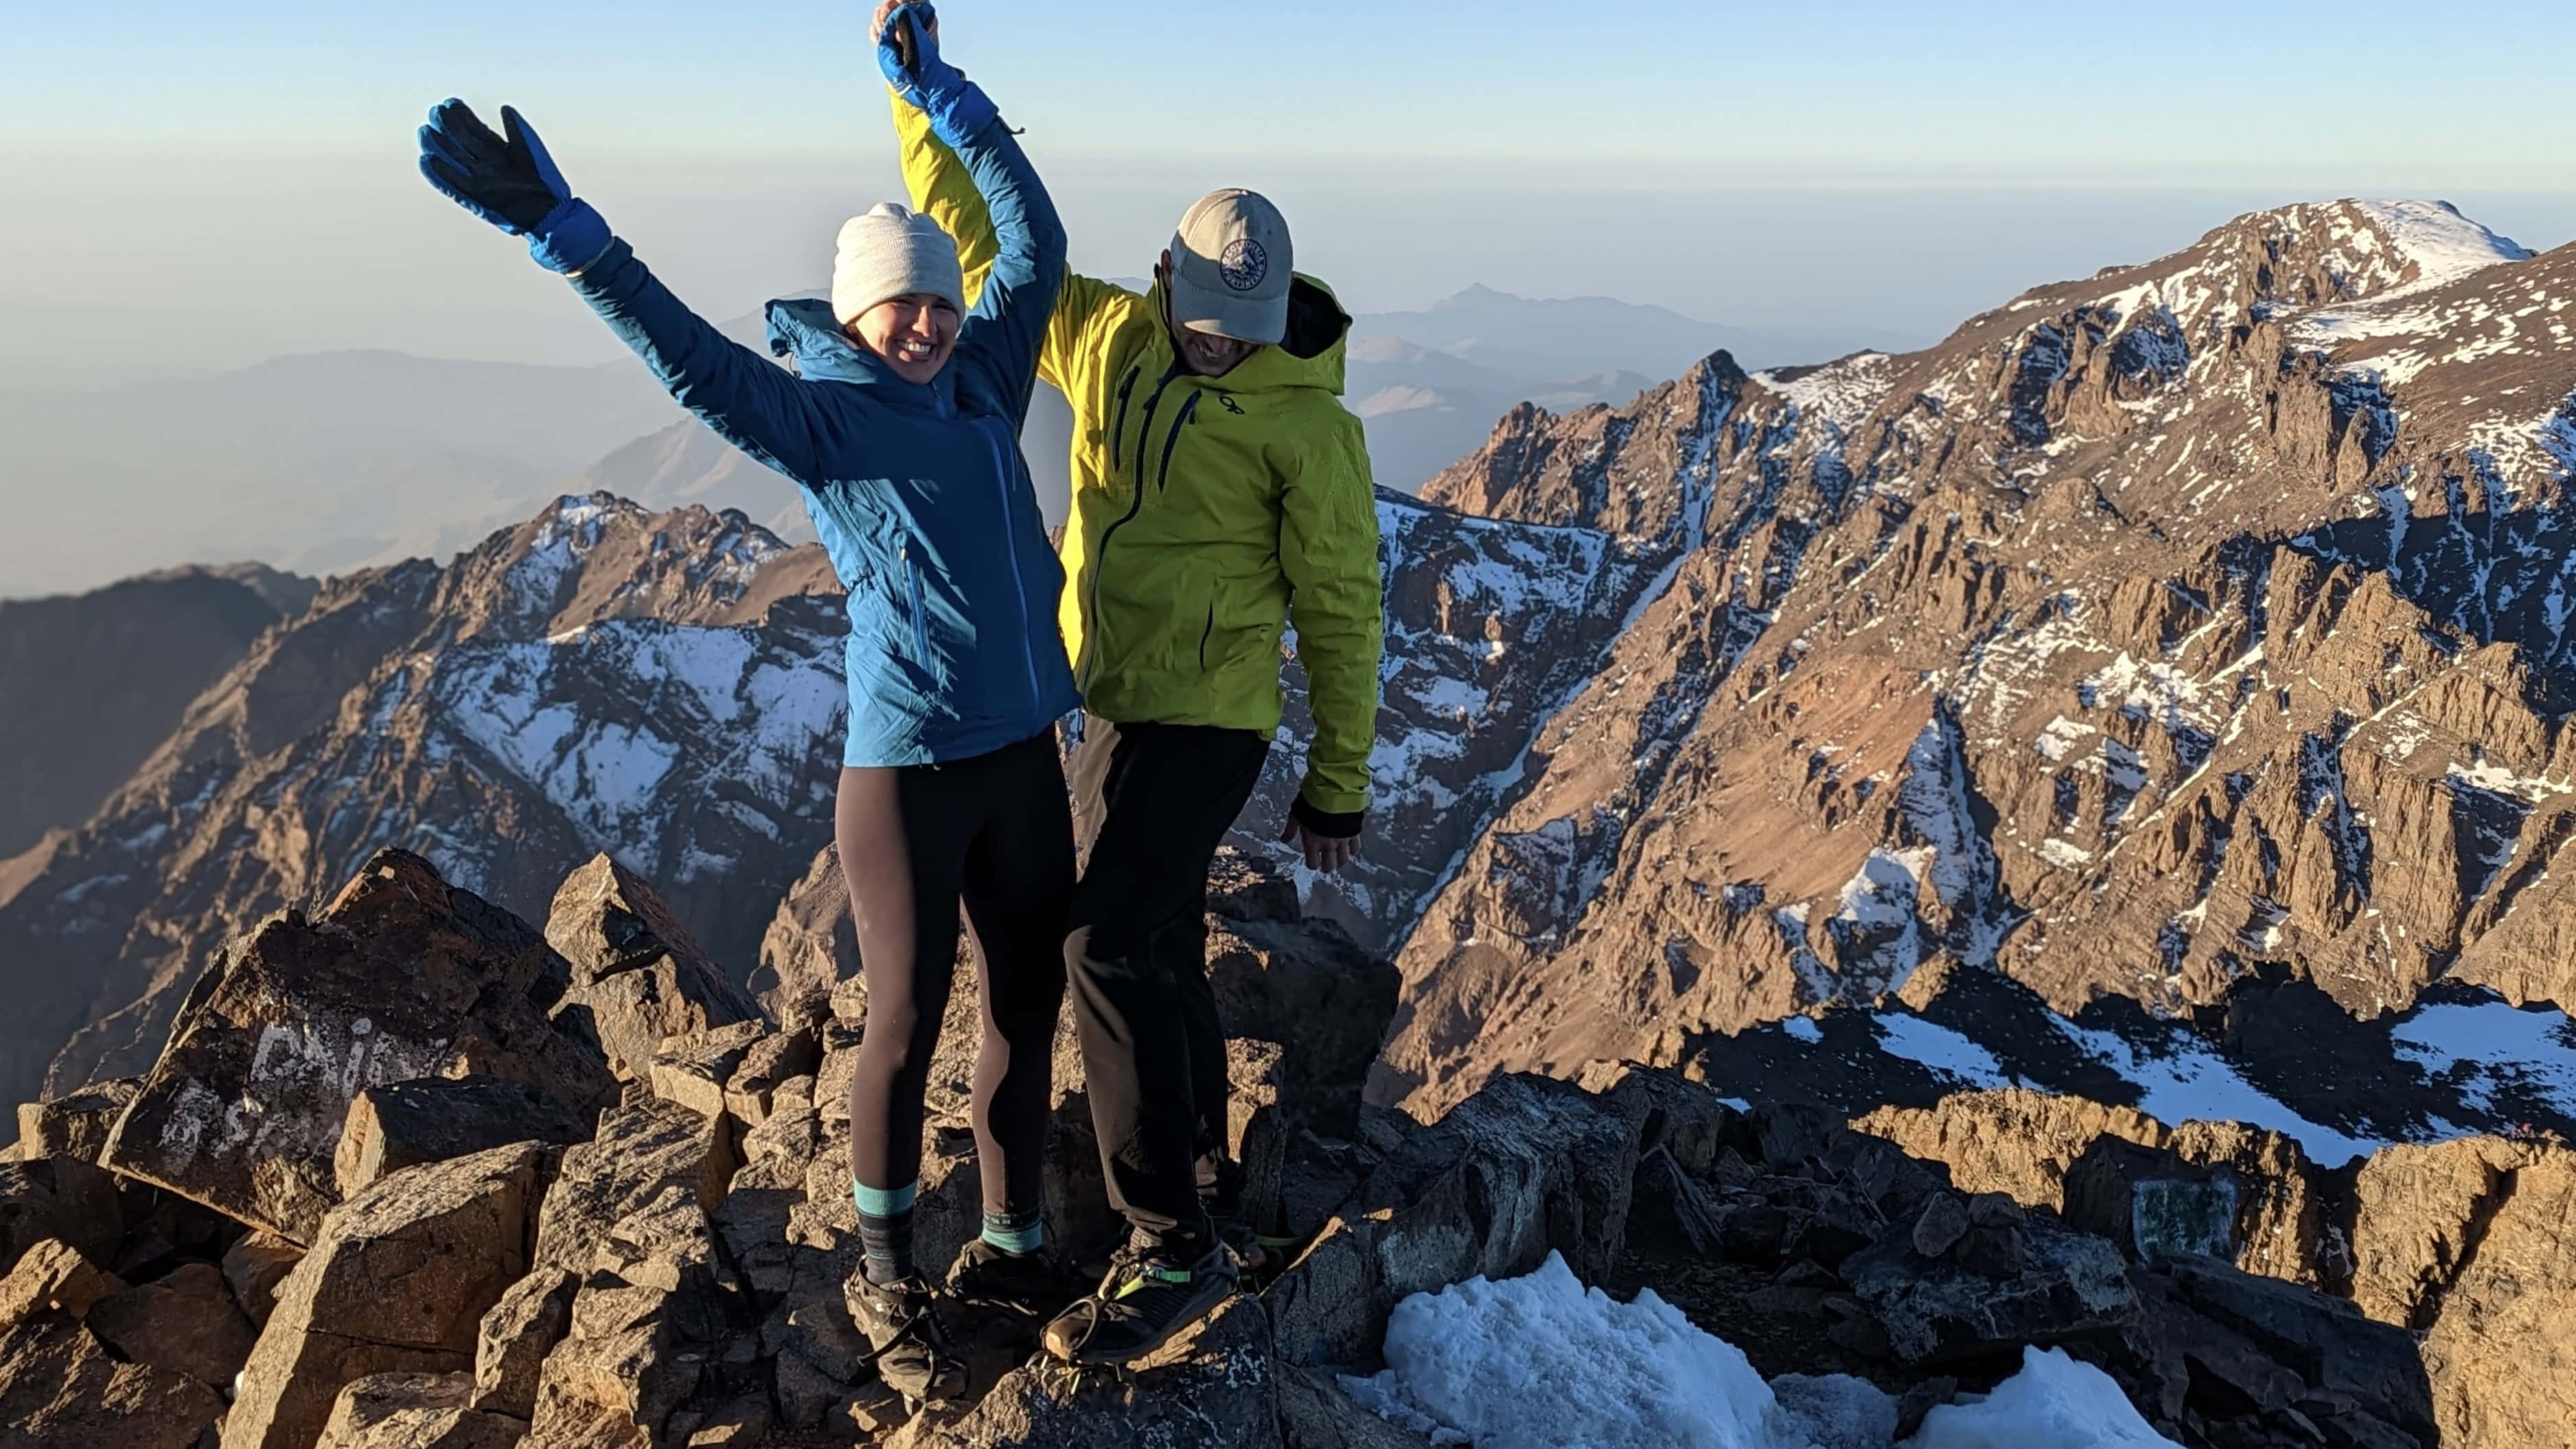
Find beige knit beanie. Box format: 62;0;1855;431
831;203;965;326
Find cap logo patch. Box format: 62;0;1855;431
1218;238;1269;293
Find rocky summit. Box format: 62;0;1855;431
0;846;2566;1448
0;194;2572;1446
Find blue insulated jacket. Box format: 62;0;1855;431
564;117;1077;767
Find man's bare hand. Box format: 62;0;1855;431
872;0;940;47
1279;817;1362;874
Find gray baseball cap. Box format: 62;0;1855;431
1166;188;1293;345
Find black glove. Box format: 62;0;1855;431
417;99;610;272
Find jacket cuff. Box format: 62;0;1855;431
529;198;614;275
1291;792;1366;841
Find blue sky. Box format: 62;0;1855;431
12;0;2576;175
2;1;2571;383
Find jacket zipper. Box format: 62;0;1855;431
1084;360;1186;687
1107;366;1142;473
1197;603;1215;671
902;546;931;670
983;423;1044;711
1155;392;1202;492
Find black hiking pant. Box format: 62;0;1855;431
840;731;1074;1221
1064;716;1270;1247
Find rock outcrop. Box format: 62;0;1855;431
545;854;763;1083
1854;1088;2330;1289
102;849;613;1242
223;1141;551;1449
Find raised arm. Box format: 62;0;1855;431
875;4;1063;426
882;10;1144;396
1278;406;1387;863
417;100;831;483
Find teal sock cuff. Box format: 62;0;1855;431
981;1213;1044;1255
855;1180;919;1218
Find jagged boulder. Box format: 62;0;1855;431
223;1141;551;1449
1206;850;1401;1138
544;854;761;1082
87;1260;258;1393
721;1025;820;1128
0;1237;124;1331
13;1079;139;1163
2121;1254;2437;1447
749;844;858;1026
527;1185;756;1448
334;1075;597;1198
1268;1073;1642;1369
318;1372;522;1449
900;1069;1644;1448
222;1230;306;1330
888;1297;1283;1449
0;1154;122;1274
529;1097;734;1279
104;851;614;1242
1840;1221;2136;1366
0;1313;227;1449
468;1266;577;1420
647;1021;769;1121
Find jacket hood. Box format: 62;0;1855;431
1147;273;1350;397
764;297;958;405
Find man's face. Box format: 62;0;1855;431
1161;251;1263;377
850;293;961;384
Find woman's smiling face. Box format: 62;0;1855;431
851;293;961;383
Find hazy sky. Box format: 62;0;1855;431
4;0;2573;383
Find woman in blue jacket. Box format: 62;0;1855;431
420;5;1071;1404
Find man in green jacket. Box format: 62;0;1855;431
877;1;1384;1368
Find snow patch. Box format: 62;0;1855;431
1342;1251;1784;1449
2391;997;2576;1120
1342;1255;2179;1448
2052;1018;2383;1166
1911;1347;2178;1448
1874;1014;2012;1088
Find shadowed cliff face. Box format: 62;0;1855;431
1363;201;2576;1119
0;564;315;860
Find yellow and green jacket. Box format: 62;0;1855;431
893;94;1385;822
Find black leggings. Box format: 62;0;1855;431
840;731;1074;1217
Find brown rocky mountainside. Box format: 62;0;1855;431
0;564;316;860
0;495;840;1109
1375;199;2576;1119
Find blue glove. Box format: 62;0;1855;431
877;4;998;148
418;99;612;275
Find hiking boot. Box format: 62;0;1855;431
1040;1231;1239;1367
844;1270;967;1404
946;1237;1071;1319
